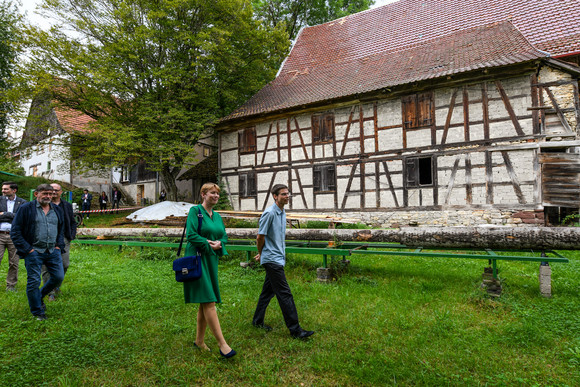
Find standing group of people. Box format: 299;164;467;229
81;187;122;218
0;182;77;321
184;183;314;359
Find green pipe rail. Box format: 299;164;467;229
72;238;569;280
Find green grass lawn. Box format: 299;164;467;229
0;246;578;386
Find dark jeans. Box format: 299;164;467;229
112;200;119;209
24;249;64;316
82;203;90;217
253;263;301;334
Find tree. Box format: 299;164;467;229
0;1;21;154
252;0;374;40
20;0;288;200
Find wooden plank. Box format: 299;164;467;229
463;86;470;142
501;151;526;204
482;82;490;139
465;153;472;204
543;87;574;133
530;74;540;135
485;151;494;204
440;89;458;145
495;80;526;136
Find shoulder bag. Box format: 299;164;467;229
173;206;203;282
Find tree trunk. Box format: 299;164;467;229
160;165;179;201
77;226;580;250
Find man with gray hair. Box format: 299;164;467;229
41;183;77;301
10;184;65;320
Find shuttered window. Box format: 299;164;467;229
239;127;256;154
405;156;433;188
402;92;433;129
239;172;257;197
312;113;335;143
313;164;336;192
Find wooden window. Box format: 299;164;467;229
313;164;336;192
202;146;211;157
405;156;433;188
312;113;335;143
239;172;257;197
402;92;433;129
238;127;256;154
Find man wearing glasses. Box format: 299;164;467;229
252;184;315;339
41;183;77;301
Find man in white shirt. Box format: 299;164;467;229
0;181;27;291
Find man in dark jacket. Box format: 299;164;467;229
11;184;65;321
0;181;27;291
41;183;77;300
81;189;92;219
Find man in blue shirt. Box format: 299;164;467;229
11;184;65;321
252;184;314;339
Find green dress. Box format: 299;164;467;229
183;205;228;304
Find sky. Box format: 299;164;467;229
21;0;399;29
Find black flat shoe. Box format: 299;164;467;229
252;322;273;332
219;349;237;359
292;330;315;340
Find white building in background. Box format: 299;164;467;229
18;92;119;194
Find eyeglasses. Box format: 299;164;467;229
279;192;290;196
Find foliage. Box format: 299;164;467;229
252;0;374;39
18;0;289;201
0;0;20;133
0;246;578;385
214;174;233;211
0;154;24;175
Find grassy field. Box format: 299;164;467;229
0;245;578;386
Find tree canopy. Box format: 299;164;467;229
0;0;21;148
20;0;288;199
252;0;374;40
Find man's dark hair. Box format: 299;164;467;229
271;184;288;196
35;184;54;193
2;181;18;191
83;189;88;192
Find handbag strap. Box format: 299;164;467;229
177;205;204;257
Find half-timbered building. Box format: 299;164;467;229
217;0;580;227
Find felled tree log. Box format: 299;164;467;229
77;226;580;250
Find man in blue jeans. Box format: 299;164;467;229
252;184;314;339
11;184;65;321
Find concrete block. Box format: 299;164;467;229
539;263;552;298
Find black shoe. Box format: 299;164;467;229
36;314;47;321
292;330;315;340
252;322;273;332
41;300;46;312
219;349;237;359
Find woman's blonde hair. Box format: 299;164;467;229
200;182;220;196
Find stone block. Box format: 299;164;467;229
539;263;551;297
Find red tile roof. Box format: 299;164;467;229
54;106;94;134
223;0;580;122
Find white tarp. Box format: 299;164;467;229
127;201;195;222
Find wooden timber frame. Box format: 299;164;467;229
218;60;580;224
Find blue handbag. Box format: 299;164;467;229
173;206;203;282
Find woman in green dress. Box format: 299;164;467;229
184;182;236;358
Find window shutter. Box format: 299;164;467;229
418;92;433;126
326;165;336;191
246;128;256;152
405;158;418;188
248;172;257;196
312;115;321;142
323;114;334;140
313;167;321;192
239;174;247;197
402;95;417;129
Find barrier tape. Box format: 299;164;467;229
77;206;144;214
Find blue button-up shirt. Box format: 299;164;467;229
258;203;286;266
33;202;59;253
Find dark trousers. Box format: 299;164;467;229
253;263;301;334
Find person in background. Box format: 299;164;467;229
81;189;92;219
99;191;108;212
159;189;167;202
0;181;27;292
10;184;65;321
41;183;77;301
111;187;121;210
183;182;236;358
252;184;315;340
